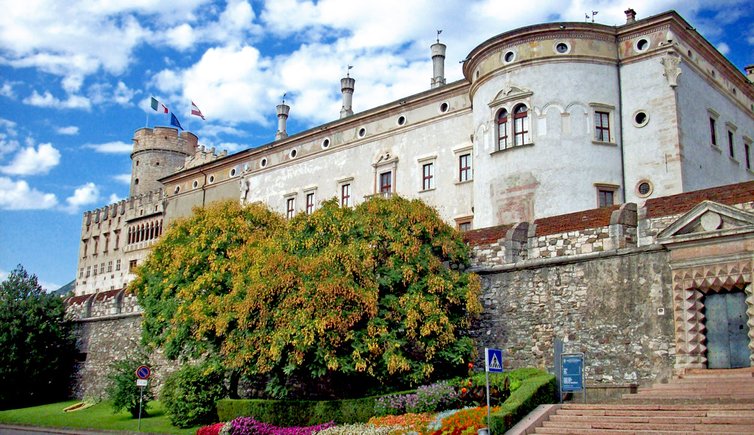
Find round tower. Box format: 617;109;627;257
130;127;198;196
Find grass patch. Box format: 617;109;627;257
0;400;199;434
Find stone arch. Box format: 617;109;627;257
565;102;589;137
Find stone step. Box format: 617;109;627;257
549;414;754;425
560;403;754;411
535;427;753;434
541;420;754;432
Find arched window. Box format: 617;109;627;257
497;109;509;150
513;104;530;146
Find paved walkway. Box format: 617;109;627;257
0;425;166;435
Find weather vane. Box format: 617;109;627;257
282;92;286;104
585;10;598;23
346;65;353;77
436;29;442;43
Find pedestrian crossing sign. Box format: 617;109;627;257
485;348;503;373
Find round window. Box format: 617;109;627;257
192;180;198;189
208;175;215;184
439;102;449;113
322;138;331;149
289;149;297;158
635;38;649;52
633;110;649;127
555;42;569;54
358;127;366;138
174;186;180;194
636;180;653;197
260;157;268;168
229;168;237;177
397;116;406;126
504;51;515;63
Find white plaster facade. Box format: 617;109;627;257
73;9;754;298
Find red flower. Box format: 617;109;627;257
461;387;467;394
468;362;474;369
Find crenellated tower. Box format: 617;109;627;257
130;127;198;196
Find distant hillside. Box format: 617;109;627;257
53;280;75;297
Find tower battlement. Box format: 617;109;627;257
132;127;198;156
130;128;198;196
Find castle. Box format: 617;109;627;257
67;9;754;398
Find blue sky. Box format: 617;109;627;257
0;0;752;290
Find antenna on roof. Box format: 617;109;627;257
436;29;442;43
346;65;353;77
282;92;286;104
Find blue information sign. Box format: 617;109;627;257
485;348;503;373
561;354;584;392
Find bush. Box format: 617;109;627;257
374;381;459;416
161;361;226;428
490;372;557;433
217;396;376;427
105;351;153;418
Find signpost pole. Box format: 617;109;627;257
138;386;143;431
486;368;491;434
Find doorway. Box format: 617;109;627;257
705;290;751;369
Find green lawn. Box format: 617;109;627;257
0;400;200;434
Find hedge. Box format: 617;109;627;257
216;396;377;427
489;373;557;433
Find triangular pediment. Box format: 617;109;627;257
488;85;533;108
657;200;754;242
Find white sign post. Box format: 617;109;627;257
484;348;504;434
135;365;152;431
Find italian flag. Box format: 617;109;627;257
150;97;169;114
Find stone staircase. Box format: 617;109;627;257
511;368;754;434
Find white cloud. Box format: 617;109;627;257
108;193;122;203
64;182;100;213
0;119;20;159
0;176;58;210
113;174;132;184
23;90;91;110
717;42;730;55
0;143;61;176
84;141;132;154
56;125;79;135
0;82;16;99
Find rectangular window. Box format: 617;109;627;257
594;111;610;142
459;154;472;182
103;234;109;252
79;268;84;278
93;265;97;276
83;240;88;257
114;231;119;250
107;261;112;273
286;197;295;219
458;221;472;232
710;117;717;146
86;266;91;277
422;163;434;190
305;192;315;215
128;260;137;272
379;171;392;194
116;259;121;271
93;237;99;255
100;263;105;274
745;142;751;170
341;183;352;207
598;189;615;207
728;130;735;158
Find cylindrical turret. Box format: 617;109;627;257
276;103;290;140
130;127;197;196
340;76;355;118
431;42;447;88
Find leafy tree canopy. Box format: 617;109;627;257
0;265;76;408
132;197;481;398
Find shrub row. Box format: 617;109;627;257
216;396;376;427
490;372;557;433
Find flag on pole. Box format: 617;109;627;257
190;101;205;120
170;113;184;130
150;97;169;114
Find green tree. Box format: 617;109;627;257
133;196;481;398
105;347;154;418
161;360;226;428
0;265;76;408
224;196;481;396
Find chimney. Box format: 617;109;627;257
625;8;636;24
745;65;754;83
340;72;355;119
275;101;290;140
431;34;447;88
